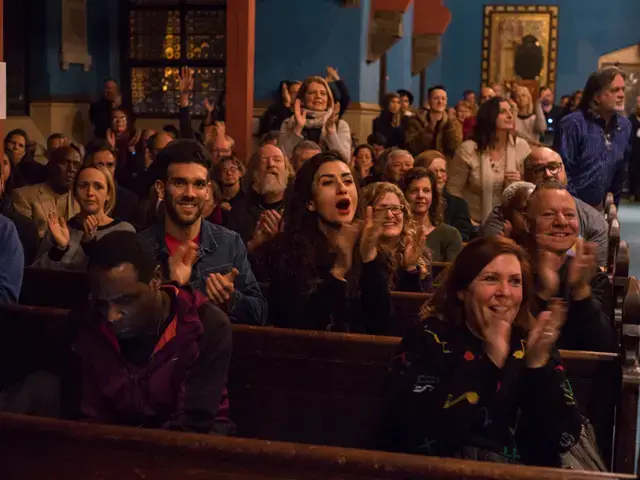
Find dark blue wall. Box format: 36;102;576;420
28;0;118;101
254;0;362;102
430;0;640;103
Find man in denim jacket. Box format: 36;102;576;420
138;139;266;326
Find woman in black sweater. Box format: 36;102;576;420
386;236;581;467
372;93;406;149
252;151;391;334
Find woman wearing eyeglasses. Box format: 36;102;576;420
362;182;433;293
402;168;463;262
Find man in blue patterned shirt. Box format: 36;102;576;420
553;67;630;210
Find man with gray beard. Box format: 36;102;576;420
222;144;291;248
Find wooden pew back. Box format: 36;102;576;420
2;413;633;480
0;305;623;469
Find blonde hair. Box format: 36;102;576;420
296;76;335;112
362;181;431;287
513;86;533;116
73;163;116;216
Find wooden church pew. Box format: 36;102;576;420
1;413;633;480
1;295;637;472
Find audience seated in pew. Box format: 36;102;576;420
352;144;376;185
414;149;475;242
0;213;24;304
525;182;614;352
402;167;463;262
448;97;531;226
212;155;246;212
223;144;290;245
279;76;351;163
31;164;135;271
137;139;267;326
362;182;433;292
291;140;322;173
84;141;142;228
498;181;535;244
252;151;391;333
0;231;232;434
380;148;414;185
4;129;48;185
11;146;82;239
386;236;582;467
482;147;609;269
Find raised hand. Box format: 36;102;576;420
294;98;307;134
281;82;292;107
359;206;384;264
106;128;116;149
206;268;239;306
567;238;596;300
203;97;215;113
537;246;561;301
81;215;99;244
525;299;567;368
482;313;512;369
128;131;141;152
501;219;513;238
179;66;194;95
214;121;226;138
403;226;428;271
168;241;198;286
326;66;340;82
331;218;362;280
47;211;70;250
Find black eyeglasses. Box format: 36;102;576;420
529;162;562;176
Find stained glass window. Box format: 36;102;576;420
126;0;226;117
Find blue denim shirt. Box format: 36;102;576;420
553;110;631;206
138;219;267;325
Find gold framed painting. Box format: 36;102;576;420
481;5;559;91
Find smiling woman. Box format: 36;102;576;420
362;181;432;292
31;164;135;272
385;236;583;468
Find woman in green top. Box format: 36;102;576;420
402;167;463;262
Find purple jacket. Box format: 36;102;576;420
72;286;203;428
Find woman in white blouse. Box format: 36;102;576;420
447;97;531;225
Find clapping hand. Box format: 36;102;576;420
567;238;596;300
168;241;198;286
326;66;340;82
294;99;307;135
359;206;384;263
331;218;362;281
525;299;567;368
247;210;282;253
206;268;239;306
537;245;561;301
403;226;428;272
47;211;70;250
325;102;340;134
81;215;99;244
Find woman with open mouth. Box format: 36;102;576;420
32;164;135;271
362;181;432;294
385;236;582;468
251;151;392;334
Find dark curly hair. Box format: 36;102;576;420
401;167;444;226
276;151;363;293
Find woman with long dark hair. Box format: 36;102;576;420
447;97;531;225
253;151;391;333
386;236;581;467
4;129;47;185
372;93;406;148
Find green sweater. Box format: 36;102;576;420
426;223;463;262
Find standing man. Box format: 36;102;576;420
554;67;631;210
89;78;122;139
405;85;462;160
138;139;266;326
539;86;563;145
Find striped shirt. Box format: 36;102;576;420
553;110;630;207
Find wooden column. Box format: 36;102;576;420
225;0;255;162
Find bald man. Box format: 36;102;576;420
482;147;608;268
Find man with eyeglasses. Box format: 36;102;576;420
482;147;608;268
138;140;266;326
213;156;245;211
